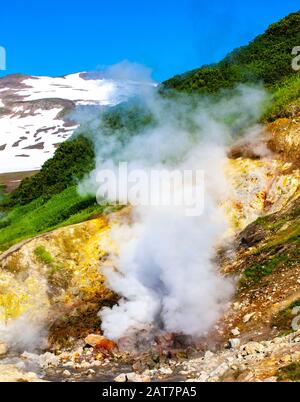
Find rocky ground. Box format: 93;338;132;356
1;115;300;382
2;329;300;382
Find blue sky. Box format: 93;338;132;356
0;0;299;81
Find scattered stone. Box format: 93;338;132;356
264;377;278;382
159;367;173;376
280;355;292;364
231;328;240;337
204;351;214;359
39;352;60;369
80;361;91;369
179;370;192;376
0;364;46;382
114;372;150;383
198;373;210;382
0;342;8;357
63;370;71;377
210;363;229;379
114;373;128;383
229;338;241;349
72;351;81;363
85;334;116;351
242;342;265;355
243;313;255;323
95;352;105;361
59;352;71;362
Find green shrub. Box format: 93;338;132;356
4;135;95;207
34;246;54;265
0;186;108;252
263;74;300;121
277;363;300;382
239;254;289;289
272;299;300;333
162;11;300;98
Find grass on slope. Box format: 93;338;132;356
272;299;300;334
4;135;95;208
0;104;153;252
277;363;300;382
239;200;300;290
263;74;300;121
0;186;110;252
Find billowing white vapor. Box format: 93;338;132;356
79;63;267;340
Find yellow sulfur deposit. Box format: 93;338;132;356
0;273;49;322
0;215;118;336
224;157;300;232
1;145;300;344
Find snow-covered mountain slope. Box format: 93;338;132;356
0;72;152;173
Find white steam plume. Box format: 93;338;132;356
0;314;48;352
78;63;267;340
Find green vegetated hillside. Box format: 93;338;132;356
6;135;95;207
0;136;104;251
0;104;153;252
163;10;300;121
0;10;299;252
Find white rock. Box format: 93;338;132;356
226;357;235;364
280;355;292;364
198;373;210;382
63;362;74;368
114;372;151;383
210;363;229;378
229;338;241;349
63;370;71;377
208;376;219;382
0;364;46;382
80;361;91;369
39;352;60;368
231;328;240;337
243;313;255;323
0;342;8;356
159;367;173;376
114;373;128;383
264;377;278;382
179;370;191;376
204;351;215;360
243;342;265;355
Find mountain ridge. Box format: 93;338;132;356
0;72;153;173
